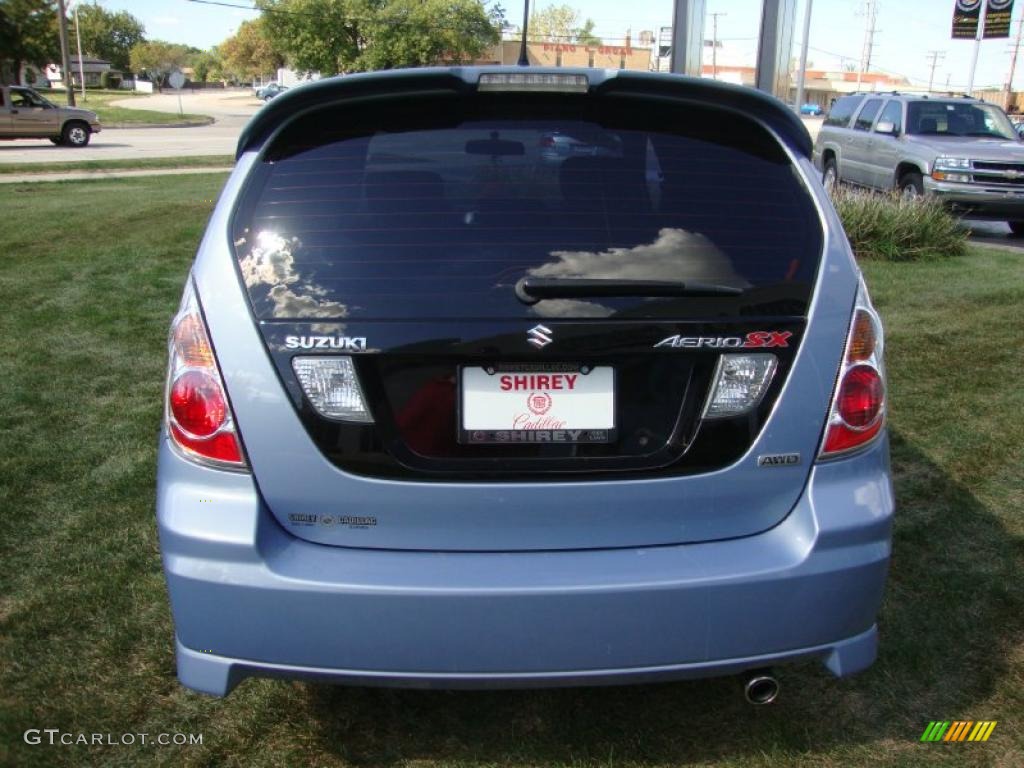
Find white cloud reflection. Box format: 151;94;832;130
529;227;749;288
238;230;347;319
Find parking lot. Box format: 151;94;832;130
2;173;1021;767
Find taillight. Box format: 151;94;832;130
165;278;247;469
819;281;886;459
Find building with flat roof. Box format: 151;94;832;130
476;39;652;71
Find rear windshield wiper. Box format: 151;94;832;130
514;276;743;305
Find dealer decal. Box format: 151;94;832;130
654;331;792;349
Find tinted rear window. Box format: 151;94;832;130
824;95;863;127
233;95;823;320
854;99;883;131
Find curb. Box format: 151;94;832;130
105;116;216;129
0;166;233;184
968;238;1024;253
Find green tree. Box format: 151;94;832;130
219;18;282;80
0;0;60;84
189;48;221;83
257;0;499;74
359;0;500;70
527;3;576;41
514;4;599;46
129;40;190;90
74;2;144;71
574;17;601;46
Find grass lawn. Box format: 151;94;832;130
0;156;234;175
0;175;1022;767
44;89;209;126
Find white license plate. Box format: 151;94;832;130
460;366;615;444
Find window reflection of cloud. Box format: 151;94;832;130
531;298;614;318
237;230;347;319
529;227;750;289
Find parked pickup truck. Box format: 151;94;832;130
814;92;1024;233
0;85;101;147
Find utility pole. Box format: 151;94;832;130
856;0;877;90
794;0;813;111
926;50;945;93
73;3;86;101
55;0;75;106
1004;18;1024;110
709;12;726;79
966;0;988;95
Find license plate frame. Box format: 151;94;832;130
458;363;616;445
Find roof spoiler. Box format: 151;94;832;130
235;66;812;160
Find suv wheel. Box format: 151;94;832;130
1008;221;1024;236
823;158;838;191
61;121;91;148
899;172;924;199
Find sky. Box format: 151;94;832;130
95;0;1024;90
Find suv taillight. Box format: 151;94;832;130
819;280;886;459
165;278;247;469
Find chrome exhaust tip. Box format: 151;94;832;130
742;669;779;705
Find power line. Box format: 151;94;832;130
856;0;878;88
183;0;643;43
708;12;726;78
1005;17;1024;104
925;50;945;92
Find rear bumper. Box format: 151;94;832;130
175;626;879;694
157;435;894;697
924;176;1024;218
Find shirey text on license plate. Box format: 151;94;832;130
460;366;615;444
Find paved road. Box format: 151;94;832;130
801;115;823;142
0;91;261;163
963;219;1024;250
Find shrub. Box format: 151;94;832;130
831;186;968;261
99;71;123;90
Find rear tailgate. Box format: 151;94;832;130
197;69;857;551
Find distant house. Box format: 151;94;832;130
47;57;112;88
18;64;50;88
276;67;321;87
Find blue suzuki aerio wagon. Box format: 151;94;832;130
157;67;892;701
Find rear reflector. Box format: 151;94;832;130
703;353;778;418
169;369;228;438
165;279;247;470
478;73;589;93
835;364;884;428
819;283;887;459
292;356;373;422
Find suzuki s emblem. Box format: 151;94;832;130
527;324;553;348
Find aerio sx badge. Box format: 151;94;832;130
655;331;792;349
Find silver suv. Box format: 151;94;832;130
0;85;101;147
814;92;1024;233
